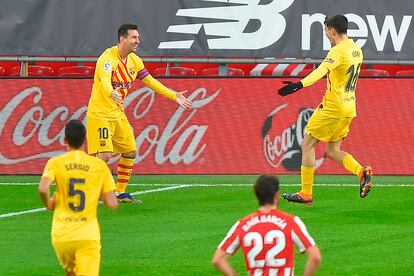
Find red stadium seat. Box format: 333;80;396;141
296;69;313;77
200;67;245;76
250;63;314;76
10;65;55;76
359;69;389;77
57;66;95;76
153;66;196;76
0;66;5;76
394;70;414;76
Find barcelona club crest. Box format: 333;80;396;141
129;67;136;75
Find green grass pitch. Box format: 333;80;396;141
0;175;413;275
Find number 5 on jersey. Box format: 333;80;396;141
69;178;86;212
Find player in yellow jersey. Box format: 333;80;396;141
87;24;192;203
277;15;373;205
38;119;118;275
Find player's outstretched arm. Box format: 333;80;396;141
277;65;329;97
175;90;192;109
304;245;321;276
140;75;192;108
278;80;304;96
212;248;238;276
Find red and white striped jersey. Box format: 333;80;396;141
218;209;316;276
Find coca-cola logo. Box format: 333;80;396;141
0;86;220;166
262;103;324;171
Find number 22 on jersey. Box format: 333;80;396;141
244;230;287;268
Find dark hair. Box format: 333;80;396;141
65;119;86;149
118;24;138;42
324;15;348;34
254;175;280;206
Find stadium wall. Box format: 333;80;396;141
0;78;412;175
1;1;413;59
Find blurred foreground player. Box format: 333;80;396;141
213;175;321;276
38;119;118;276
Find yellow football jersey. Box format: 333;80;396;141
87;46;177;120
303;39;363;118
41;150;115;242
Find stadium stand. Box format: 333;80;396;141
250;63;314;76
0;66;5;76
57;66;95;76
297;69;314;77
153;66;197;76
359;69;390;77
371;64;414;76
200;67;245;76
10;65;55;76
394;70;414;76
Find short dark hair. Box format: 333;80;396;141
324;15;348;34
254;175;280;206
65;119;86;149
118;24;138;42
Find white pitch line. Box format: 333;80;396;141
0;185;189;219
130;184;190;195
0;207;46;218
1;183;414;187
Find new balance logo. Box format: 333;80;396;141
158;0;294;50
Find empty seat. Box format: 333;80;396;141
0;66;5;76
10;65;55;76
57;66;95;76
359;69;389;77
200;67;245;76
250;63;314;76
152;66;196;76
394;70;414;76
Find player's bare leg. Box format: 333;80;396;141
96;152;112;163
283;134;318;205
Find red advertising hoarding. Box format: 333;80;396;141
0;78;413;174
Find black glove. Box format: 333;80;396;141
278;81;303;96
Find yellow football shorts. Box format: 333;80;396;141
305;108;354;142
52;240;101;276
86;114;137;155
